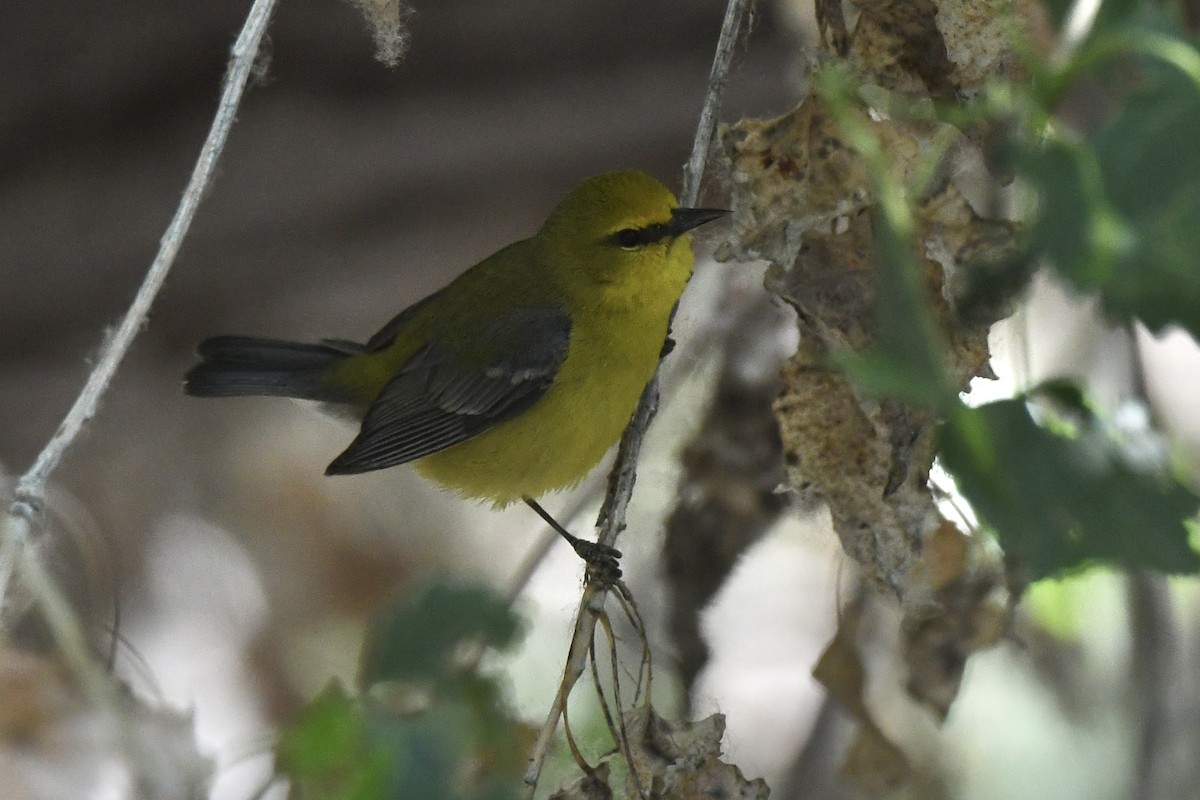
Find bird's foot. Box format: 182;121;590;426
568;537;623;585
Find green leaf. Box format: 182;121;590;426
278;583;528;800
366;687;526;800
837;351;946;407
1028;377;1092;416
827;172;954;409
1090;55;1200;337
1021;140;1097;283
814;66;953;409
361;583;520;687
279;679;526;800
1020;32;1200;341
277;682;390;800
940;398;1200;580
864;203;953;406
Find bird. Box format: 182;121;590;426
185;170;727;570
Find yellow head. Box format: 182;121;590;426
536;170;727;309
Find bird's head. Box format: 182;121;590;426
537;170;727;308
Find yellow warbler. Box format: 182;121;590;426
185;170;726;565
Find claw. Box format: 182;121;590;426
571;539;623;584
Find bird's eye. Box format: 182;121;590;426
615;228;642;249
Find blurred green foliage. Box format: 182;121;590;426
941;393;1200;580
1023;56;1200;341
278;584;528;800
278;683;391;800
961;10;1200;577
361;583;521;687
815;67;955;409
839;196;954;408
1041;0;1142;33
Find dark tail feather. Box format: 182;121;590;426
184;335;361;401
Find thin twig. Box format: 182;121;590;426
597;611;646;800
523;582;609;789
522;0;752;790
1123;322;1184;800
680;0;751;208
613;583;652;703
0;0;279;685
596;0;751;544
1127;570;1177;800
588;618;622;760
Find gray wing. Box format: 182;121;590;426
363;288;447;352
325;307;571;474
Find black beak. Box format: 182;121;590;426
669;207;729;237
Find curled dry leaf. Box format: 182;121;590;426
848;0;961;100
811;597;869;721
843;722;912;796
813;594;912;793
718;0;1036;731
815;0;850;55
622;706;769;800
847;0;1044;99
548;761;614;800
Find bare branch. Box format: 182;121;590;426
524;0;753;791
681;0;753;207
0;0;279;686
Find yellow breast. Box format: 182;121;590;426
412;303;670;507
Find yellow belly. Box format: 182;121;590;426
412;313;665;507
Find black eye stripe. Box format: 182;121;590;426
610;223;671;248
615;228;641;248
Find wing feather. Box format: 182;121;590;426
326;307;570;475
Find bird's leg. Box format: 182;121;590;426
523;497;622;582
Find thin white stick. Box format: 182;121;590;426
1056;0;1103;63
523;0;752;790
0;0;279;679
522;584;609;792
596;0;751;544
680;0;750;207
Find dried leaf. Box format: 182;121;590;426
816;0;849;55
911;520;968;592
814;603;913;793
622;707;769;800
848;0;959;99
720;0;1017;731
548;762;613;800
934;0;1031;96
842;722;911;795
812;603;868;720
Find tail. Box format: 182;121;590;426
184;335;362;401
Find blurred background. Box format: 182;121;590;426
3;1;1200;799
1;2;808;797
